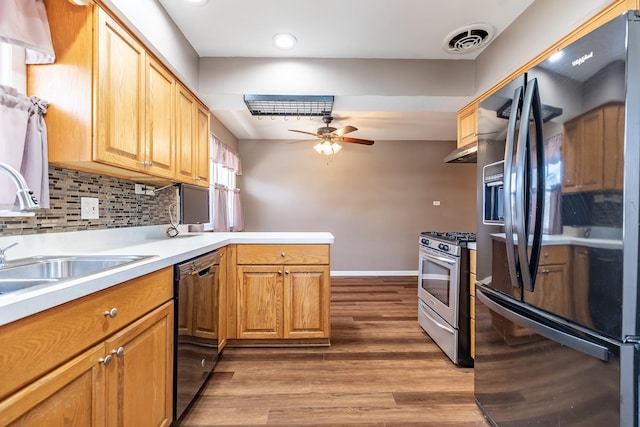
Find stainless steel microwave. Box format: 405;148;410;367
483;160;504;225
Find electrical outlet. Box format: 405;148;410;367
134;184;145;195
81;197;99;219
433;200;441;206
145;185;155;195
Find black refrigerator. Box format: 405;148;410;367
474;11;640;426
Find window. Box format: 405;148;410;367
208;134;243;231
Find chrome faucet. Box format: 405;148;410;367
0;161;40;211
0;242;18;267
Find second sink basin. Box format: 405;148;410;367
0;255;153;295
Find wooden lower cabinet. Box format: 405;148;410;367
0;269;174;427
0;344;106;426
237;265;330;340
0;302;173;427
105;303;173;427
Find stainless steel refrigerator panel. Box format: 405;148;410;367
475;288;622;426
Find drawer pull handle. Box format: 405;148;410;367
111;347;124;357
98;355;112;366
104;308;118;318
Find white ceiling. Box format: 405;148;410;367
157;0;536;142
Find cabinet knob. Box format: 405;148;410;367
281;252;286;257
111;347;124;357
285;270;290;275
104;308;118;318
194;177;202;181
542;269;550;274
278;270;282;275
98;355;112;366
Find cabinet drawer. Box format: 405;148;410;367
0;267;172;400
237;244;329;265
538;245;569;265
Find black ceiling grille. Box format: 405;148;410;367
243;95;334;117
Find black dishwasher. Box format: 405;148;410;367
173;250;221;422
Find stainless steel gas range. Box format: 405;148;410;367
418;231;475;367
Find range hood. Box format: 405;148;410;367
444;142;477;163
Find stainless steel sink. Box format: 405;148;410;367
0;255;153;295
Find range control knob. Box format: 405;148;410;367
421;238;429;246
438;243;449;251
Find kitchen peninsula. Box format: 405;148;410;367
0;227;333;425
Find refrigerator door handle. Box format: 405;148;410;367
503;86;524;289
516;78;546;292
477;289;611;362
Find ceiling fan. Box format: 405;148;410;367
288;116;374;155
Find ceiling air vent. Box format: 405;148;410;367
443;24;495;54
243;95;334;117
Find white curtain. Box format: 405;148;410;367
213;184;229;232
210;134;244;231
0;0;55;64
0;85;49;210
232;188;244;231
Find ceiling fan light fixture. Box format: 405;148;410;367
314;140;342;156
273;33;297;50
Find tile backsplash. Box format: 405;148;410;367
0;167;178;236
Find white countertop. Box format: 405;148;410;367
0;226;334;326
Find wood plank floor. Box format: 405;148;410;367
177;276;490;426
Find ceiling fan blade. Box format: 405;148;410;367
289;129;320;137
336;136;375;146
333;125;358;136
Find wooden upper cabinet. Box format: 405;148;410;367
145;57;176;180
28;0;207;185
95;9;146;172
457;103;478;148
562;104;623;193
176;83;210;187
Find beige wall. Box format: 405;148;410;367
238;139;476;273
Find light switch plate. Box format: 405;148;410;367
81;197;99;219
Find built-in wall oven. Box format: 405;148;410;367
418;231;475;367
173;250;221;423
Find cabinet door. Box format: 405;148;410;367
105;302;173;427
175;84;196;183
0;344;106;426
95;9;146;171
562;119;580;192
457;103;478;147
602;104;624;191
524;263;571;319
579;109;604;191
283;266;330;339
193;264;220;340
145;56;175;179
194;103;211;187
237;266;283;339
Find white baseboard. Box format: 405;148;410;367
330;270;418;277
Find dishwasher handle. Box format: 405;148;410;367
175;250;221;280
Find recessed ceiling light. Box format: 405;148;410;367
272;33;297;50
183;0;208;5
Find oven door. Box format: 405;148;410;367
418;246;459;327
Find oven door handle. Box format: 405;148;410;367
419;302;454;333
424;254;457;265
